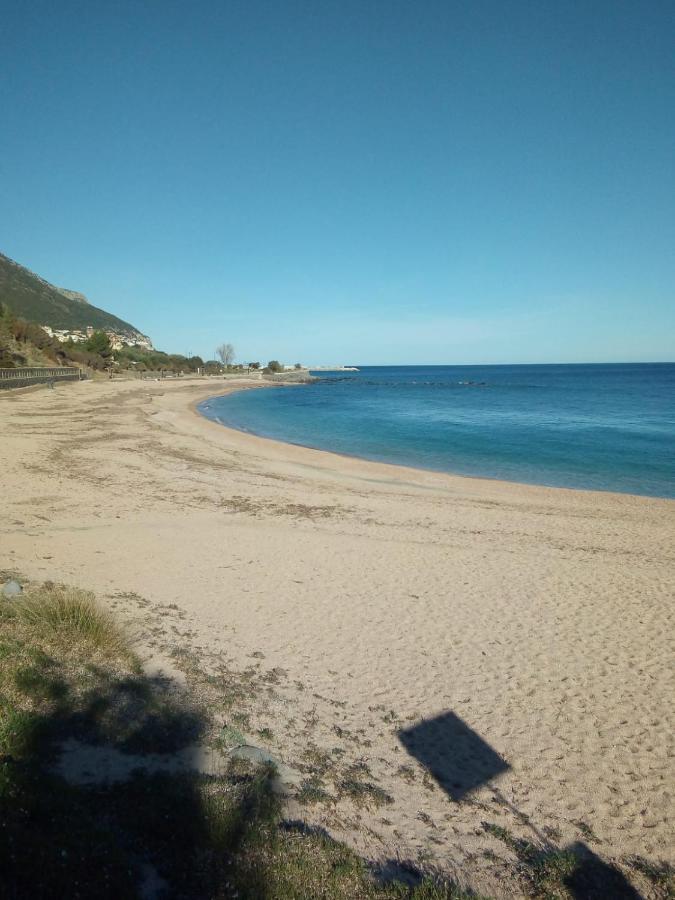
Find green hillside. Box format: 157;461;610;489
0;251;145;338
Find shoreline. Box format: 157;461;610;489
192;381;675;506
2;377;673;894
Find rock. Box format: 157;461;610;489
228;744;303;796
1;580;22;599
229;744;278;767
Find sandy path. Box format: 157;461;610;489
1;377;673;896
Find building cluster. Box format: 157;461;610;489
40;324;153;351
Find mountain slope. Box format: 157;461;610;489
0;252;147;339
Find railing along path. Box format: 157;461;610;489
0;366;82;390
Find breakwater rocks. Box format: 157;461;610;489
263;371;317;383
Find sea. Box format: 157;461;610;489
197;364;675;499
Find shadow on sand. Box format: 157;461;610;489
398;710;510;801
2;658;482;898
398;710;649;899
564;842;642;899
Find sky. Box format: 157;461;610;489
1;0;674;365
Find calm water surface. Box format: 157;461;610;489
198;364;675;498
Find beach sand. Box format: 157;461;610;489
1;377;673;895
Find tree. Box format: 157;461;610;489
267;360;283;373
86;331;113;358
215;343;235;367
248;361;261;370
294;363;302;369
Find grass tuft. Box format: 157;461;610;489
626;855;675;889
8;583;131;658
297;776;333;805
339;776;394;809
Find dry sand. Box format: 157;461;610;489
1;377;673;895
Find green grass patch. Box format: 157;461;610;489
10;583;132;658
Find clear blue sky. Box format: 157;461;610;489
2;0;673;364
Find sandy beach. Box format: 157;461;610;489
2;376;673;896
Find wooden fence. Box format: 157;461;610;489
0;366;82;390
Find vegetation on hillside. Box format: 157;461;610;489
0;251;144;337
1;306;299;377
0;303;224;375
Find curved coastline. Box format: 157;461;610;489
4;375;674;890
193;383;675;504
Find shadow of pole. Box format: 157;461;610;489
397;710;647;899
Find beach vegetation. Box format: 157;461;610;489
396;764;417;783
572;819;599;843
6;582;132;660
3;581;657;899
481;821;655;898
267;359;283;372
338;762;394;809
626;855;674;890
297;775;333;805
231;709;251;728
0;578;484;898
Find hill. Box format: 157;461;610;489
0;251;148;341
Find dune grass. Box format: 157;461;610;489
9;582;132;657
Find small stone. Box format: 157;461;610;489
1;580;22;599
229;744;278;767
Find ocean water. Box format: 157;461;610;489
198;364;675;498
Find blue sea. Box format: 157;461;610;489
198;364;675;499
